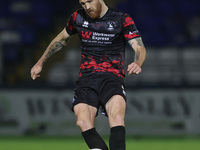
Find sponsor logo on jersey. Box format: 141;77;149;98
124;30;139;39
81;31;115;41
81;31;92;39
129;30;139;35
92;32;115;41
82;21;89;27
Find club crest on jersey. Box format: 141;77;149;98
82;21;89;28
107;21;116;31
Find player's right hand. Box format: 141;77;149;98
30;63;42;80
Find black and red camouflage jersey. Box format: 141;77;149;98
66;7;140;78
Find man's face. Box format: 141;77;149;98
79;0;102;19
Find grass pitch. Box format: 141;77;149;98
0;136;200;150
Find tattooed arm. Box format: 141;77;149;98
31;28;70;80
127;37;146;75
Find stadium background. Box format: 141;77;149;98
0;0;200;149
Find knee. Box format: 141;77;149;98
76;119;92;131
109;114;125;127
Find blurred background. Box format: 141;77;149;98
0;0;200;149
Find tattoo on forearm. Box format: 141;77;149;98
128;38;144;48
135;50;140;61
135;38;144;47
128;40;141;61
45;41;64;59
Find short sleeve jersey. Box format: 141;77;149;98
66;7;140;78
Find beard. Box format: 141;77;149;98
86;1;102;19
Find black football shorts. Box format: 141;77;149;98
72;72;127;116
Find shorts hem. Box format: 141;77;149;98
101;92;127;117
71;101;100;116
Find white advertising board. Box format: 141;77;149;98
0;89;200;136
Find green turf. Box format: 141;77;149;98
0;137;87;150
126;138;200;150
0;137;200;150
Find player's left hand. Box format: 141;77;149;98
127;62;142;75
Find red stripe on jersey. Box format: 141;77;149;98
123;16;135;27
67;21;75;31
124;33;139;39
72;11;78;21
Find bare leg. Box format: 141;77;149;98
106;95;126;150
106;95;126;127
74;103;97;131
74;103;108;150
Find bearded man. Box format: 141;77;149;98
31;0;146;149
